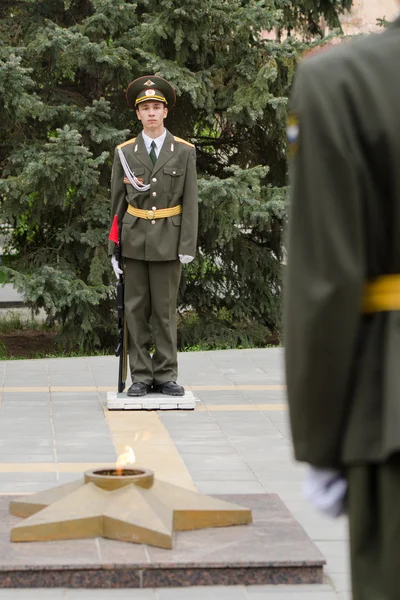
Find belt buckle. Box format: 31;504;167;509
146;210;155;219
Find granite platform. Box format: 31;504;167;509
0;493;324;588
107;390;197;410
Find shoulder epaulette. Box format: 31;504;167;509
117;137;136;149
174;136;194;148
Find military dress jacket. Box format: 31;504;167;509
109;130;198;261
284;17;400;469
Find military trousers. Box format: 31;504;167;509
124;258;182;386
348;455;400;600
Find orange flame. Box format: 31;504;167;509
116;446;135;476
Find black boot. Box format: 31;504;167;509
127;382;151;397
153;381;185;396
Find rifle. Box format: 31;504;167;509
109;215;127;393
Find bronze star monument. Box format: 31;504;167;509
9;467;252;549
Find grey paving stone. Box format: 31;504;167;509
50;393;100;402
157;586;247;599
55;434;112;442
179;454;252;471
0;400;51;407
55;443;115;452
163;422;222;433
0;417;52;425
0;481;54;492
213;413;276;423
67;590;157;599
53;423;105;431
328;571;352;592
316;541;349;558
165;431;227;442
195;390;248;399
0;409;51;418
48;376;95;387
0;590;65;599
56;454;116;462
214;413;276;424
245;589;337;599
52;407;104;415
251;472;305;485
159;412;215;423
0;435;54;444
0;419;53;428
3;364;48;373
292;516;348;543
195;480;267;495
245;585;337;594
53;423;108;431
232;439;292;451
324;554;350;574
175;442;238;455
0;454;55;462
200;397;253;405
0;472;57;482
0;439;54;449
3;379;50;388
0;436;54;445
58;473;86;483
233;450;293;465
3;370;48;378
245;390;286;399
223;427;284;439
52;405;103;413
55;423;108;432
54;432;111;441
225;376;275;385
191;469;260;482
181;377;232;386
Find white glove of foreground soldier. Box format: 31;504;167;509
111;256;123;278
303;467;348;518
179;254;194;264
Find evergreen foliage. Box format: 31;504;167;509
0;0;351;350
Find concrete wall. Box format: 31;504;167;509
261;0;398;40
340;0;398;34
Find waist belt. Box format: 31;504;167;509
362;275;400;313
127;204;182;220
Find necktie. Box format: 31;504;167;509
149;140;157;165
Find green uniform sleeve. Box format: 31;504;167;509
108;148;128;256
178;147;198;257
284;60;366;468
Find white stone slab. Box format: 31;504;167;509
107;390;197;411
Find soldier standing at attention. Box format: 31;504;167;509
109;76;198;397
285;15;400;600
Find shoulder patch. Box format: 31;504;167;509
117;137;136;149
174;136;194;148
287;114;300;158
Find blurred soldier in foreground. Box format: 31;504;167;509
285;16;400;600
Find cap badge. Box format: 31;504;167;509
144;79;155;87
145;89;156;96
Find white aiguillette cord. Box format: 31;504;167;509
118;148;151;192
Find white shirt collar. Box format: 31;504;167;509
142;129;167;152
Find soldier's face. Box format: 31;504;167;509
136;101;168;134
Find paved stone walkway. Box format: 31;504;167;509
0;348;351;599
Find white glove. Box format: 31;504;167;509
111;256;123;278
179;254;194;264
303;466;348;519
